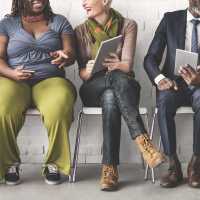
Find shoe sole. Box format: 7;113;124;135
45;179;61;185
101;184;118;191
160;177;184;188
5;180;21;186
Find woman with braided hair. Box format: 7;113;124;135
0;0;76;185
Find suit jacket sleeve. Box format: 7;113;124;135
144;14;167;84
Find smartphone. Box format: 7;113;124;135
22;70;36;74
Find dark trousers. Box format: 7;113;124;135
80;70;146;165
157;80;200;156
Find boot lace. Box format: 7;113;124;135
103;166;117;180
142;135;156;155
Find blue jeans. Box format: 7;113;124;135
80;70;146;165
157;79;200;156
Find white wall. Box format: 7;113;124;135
0;0;193;164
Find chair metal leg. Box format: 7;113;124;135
144;110;157;182
71;111;83;183
68;175;72;183
158;136;162;150
151;168;155;184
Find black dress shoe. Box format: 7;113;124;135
188;155;200;188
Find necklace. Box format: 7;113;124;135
22;14;45;23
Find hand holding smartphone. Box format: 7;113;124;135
21;65;35;74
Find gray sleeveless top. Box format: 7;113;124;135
0;14;74;84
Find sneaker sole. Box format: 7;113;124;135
45;179;61;185
5;180;21;186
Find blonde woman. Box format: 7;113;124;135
75;0;165;191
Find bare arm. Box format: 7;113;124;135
61;33;76;66
0;35;33;80
50;33;76;68
0;35;13;77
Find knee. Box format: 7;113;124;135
157;90;176;111
42;96;75;125
44;105;74;126
110;70;138;90
111;70;128;85
101;89;115;104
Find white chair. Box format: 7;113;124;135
144;106;194;183
71;106;151;183
25;108;72;182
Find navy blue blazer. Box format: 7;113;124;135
144;9;188;85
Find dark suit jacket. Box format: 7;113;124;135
144;9;188;84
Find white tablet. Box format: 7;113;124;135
174;49;198;75
92;35;123;74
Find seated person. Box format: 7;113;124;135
75;0;165;191
0;0;76;185
144;0;200;189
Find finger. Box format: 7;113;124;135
60;51;69;59
183;66;195;77
49;52;58;58
179;67;191;78
180;73;191;84
108;53;118;58
173;81;178;91
16;65;24;70
58;62;66;69
51;56;63;64
104;58;117;63
165;80;173;88
19;72;32;77
185;65;196;73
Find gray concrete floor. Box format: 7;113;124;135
0;164;200;200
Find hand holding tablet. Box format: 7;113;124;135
91;35;123;74
174;49;198;75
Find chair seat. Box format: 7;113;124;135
82;107;148;115
26;108;40;116
154;106;193;114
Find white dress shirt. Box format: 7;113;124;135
154;9;200;85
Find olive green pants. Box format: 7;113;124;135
0;77;76;181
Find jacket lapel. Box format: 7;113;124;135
176;9;187;50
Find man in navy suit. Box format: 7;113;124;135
144;0;200;188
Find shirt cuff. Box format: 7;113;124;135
154;74;166;85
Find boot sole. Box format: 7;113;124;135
101;184;118;191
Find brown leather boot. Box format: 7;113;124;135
188;154;200;188
135;134;165;168
160;155;183;188
100;165;119;191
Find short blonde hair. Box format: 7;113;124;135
108;0;112;6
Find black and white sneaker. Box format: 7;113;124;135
5;166;21;185
44;164;61;185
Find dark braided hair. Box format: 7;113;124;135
10;0;54;19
